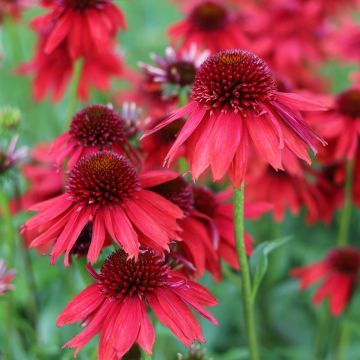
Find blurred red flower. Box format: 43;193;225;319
0;260;15;296
57;249;218;359
291;247;360;316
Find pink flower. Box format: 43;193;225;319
57;249;218;359
21;151;183;265
168;0;252;53
145;50;326;187
0;260;15;296
51;104;139;170
290;247;360;316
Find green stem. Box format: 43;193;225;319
335;320;350;360
141;349;152;360
233;183;259;360
0;190;16;360
74;257;92;287
337;159;354;246
4;14;23;62
67;58;84;125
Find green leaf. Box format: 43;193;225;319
250;236;292;303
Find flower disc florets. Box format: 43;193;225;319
192;186;217;218
149;177;194;216
190;2;228;31
336;89;360;118
67;151;140;207
327;248;360;274
62;0;108;11
167;61;197;86
69;105;126;148
98;249;169;300
192;49;277;113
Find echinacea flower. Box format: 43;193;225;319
147;175;221;280
21;151;183;265
308;86;360;160
168;0;252;53
145;49;326;187
57;249;218;359
0;135;27;177
139;45;209;96
0;259;15;296
51;104;139;170
14;143;64;213
290;247;360;316
37;0;126;59
192;185;270;270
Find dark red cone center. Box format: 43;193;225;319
153;118;185;144
336;89;360;118
63;0;107;11
190;2;228;31
149;177;194;217
67;151;140;207
98;249;169;300
327;247;360;274
69;105;126;148
192;50;276;113
167;61;197;86
192;185;218;218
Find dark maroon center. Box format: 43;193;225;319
69;104;126;148
192;185;218;218
149;177;194;217
67;151;140;207
62;0;108;11
190;2;229;31
327;247;360;274
167;61;197;86
71;223;93;257
98;249;169;300
336;89;360;118
192;50;276;113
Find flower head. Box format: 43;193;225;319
0;260;15;296
0;135;27;177
145;49;326;187
308;86;360;160
21;151;183;265
57;249;218;359
51;104;139;169
168;0;252;53
291;247;360;315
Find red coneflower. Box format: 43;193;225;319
51;104;139;170
308;86;360;160
0;260;15;296
168;0;251;53
11;143;64;213
38;0;126;59
21;151;183;265
192;185;271;270
147;175;221;280
0;135;27;176
57;249;218;359
145;50;326;187
290;247;360;316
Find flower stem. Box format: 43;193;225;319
335;320;351;360
337;159;354;247
233;183;259;360
67;58;84;125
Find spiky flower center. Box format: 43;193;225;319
327;248;360;274
192;185;217;218
192;50;276;113
190;2;228;31
67;151;140;207
336;89;360;118
98;249;169;300
149;177;194;217
62;0;108;11
167;61;197;86
69;104;126;148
